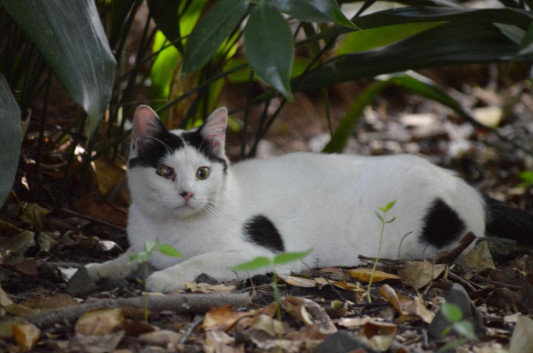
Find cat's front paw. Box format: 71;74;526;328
85;263;103;281
146;271;185;293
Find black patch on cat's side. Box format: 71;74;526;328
182;129;228;174
243;215;285;253
128;120;184;169
420;198;466;248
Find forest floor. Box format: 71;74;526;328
1;66;533;352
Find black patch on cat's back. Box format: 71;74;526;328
243;215;285;253
420;198;466;248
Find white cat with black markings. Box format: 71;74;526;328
86;105;533;292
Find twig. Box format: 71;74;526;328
24;293;250;327
178;314;204;345
447;271;480;292
435;232;477;264
60;208;126;232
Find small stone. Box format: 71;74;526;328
66;267;97;297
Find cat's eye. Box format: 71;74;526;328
196;166;210;180
156;164;175;180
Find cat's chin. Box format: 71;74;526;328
173;204;201;218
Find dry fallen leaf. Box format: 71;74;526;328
138;329;182;347
19;202;51;231
13;323;40;350
456;240;496;278
348;268;400;283
359;320;398;351
186;282;236;294
0;218;21;232
336;315;373;329
0;285;13;307
204;330;242;353
399;294;435;324
75;308;125;336
398;261;445;290
510;315;533;353
379;284;404;314
282;296;336;334
278;274;317;288
91;159;130;206
202;305;249;331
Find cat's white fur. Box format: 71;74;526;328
87;106;486;292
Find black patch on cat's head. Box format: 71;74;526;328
128;124;228;173
182;128;228;173
420;198;466;248
128;123;184;169
243;215;285;253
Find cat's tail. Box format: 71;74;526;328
483;194;533;246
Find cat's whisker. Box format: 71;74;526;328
150;137;172;155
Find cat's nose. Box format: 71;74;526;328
180;191;194;203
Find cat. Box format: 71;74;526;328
85;105;533;293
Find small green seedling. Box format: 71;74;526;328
438;303;477;352
232;250;312;324
519;170;533;188
367;200;396;303
128;239;183;321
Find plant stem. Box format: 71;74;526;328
367;216;385;303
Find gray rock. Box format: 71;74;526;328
314;330;378;353
428;283;486;340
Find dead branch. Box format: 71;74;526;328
435;232;477;264
24;293;250;327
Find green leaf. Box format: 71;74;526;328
266;0;355;28
1;0;116;134
182;0;248;73
336;22;443;54
296;22;531;92
380;200;396;213
144;240;159;254
375;212;384;223
453;320;477;341
129;252;150;264
0;74;22;207
245;3;294;100
232;256;272;271
273;249;313;266
441;303;463;323
147;0;182;52
518;24;533;56
520;170;533;187
157;244;184;258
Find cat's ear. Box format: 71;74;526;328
132;105;164;150
200;107;228;156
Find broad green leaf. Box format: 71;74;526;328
0;74;22;207
336;22;443;54
441;303;463;322
273;249;313;266
301;6;533;46
150;31;181;112
144;240;159;254
109;0;136;48
182;0;248;73
232;256;272;271
157;244;184;258
375;212;385;223
147;0;182;52
1;0;116;134
266;0;355;28
518;24;533;56
495;24;525;44
245;3;294;100
296;22;532;92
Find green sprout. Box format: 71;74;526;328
128;239;183;321
438;302;477;352
232;250;312;329
367;200;396;303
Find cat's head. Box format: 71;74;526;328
127;105;229;219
